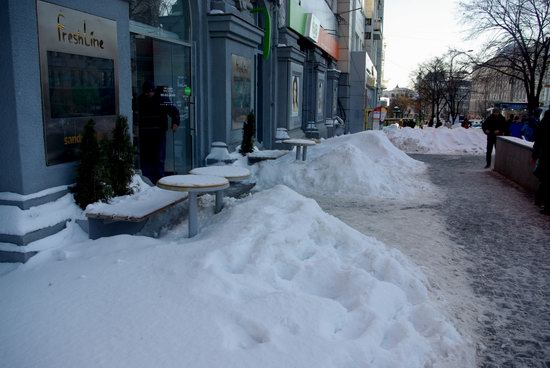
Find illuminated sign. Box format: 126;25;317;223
305;13;320;43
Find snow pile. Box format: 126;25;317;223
0;186;470;368
384;126;486;155
252;131;434;200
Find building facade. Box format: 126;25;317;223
468;66;527;119
0;0;385;261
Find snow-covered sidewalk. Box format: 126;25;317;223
0;130;480;367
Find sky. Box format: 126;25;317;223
383;0;482;89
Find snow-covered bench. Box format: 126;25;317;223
84;187;188;239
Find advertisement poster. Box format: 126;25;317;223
316;79;324;120
291;75;300;117
231;54;253;130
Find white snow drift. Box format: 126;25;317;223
252;131;435;200
0;130;476;367
0;186;470;368
383;126;486;155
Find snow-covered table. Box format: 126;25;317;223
157;175;229;237
283;139;317;161
189;166;251;213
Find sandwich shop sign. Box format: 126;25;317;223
37;1;119;165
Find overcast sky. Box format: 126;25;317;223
382;0;482;90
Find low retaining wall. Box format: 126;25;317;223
494;136;539;192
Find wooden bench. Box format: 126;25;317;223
84;187;188;239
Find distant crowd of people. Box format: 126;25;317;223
481;107;549;215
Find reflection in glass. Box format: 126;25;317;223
48;51;115;118
131;34;192;175
129;0;190;41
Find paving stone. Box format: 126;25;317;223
316;154;549;367
413;155;550;367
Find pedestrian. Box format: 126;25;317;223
521;109;540;142
482;108;507;168
136;81;180;184
532;109;550;215
461;116;471;129
505;114;515;135
508;115;523;138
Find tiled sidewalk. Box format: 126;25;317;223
416;155;550;368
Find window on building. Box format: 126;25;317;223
129;0;190;42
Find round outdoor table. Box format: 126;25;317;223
157;174;229;237
189;166;251;214
283;139;317;161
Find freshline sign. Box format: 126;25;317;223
37;1;119;165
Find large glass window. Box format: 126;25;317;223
129;0;190;42
131;35;193;175
48;52;115;119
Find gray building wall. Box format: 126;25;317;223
0;2;22;193
207;13;263;148
348;51;367;133
277;49;306;131
0;0;131;195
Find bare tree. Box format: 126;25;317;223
469;66;509;118
440;50;473;124
130;0;177;25
389;95;414;118
460;0;550;113
414;58;446;126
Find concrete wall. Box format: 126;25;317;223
0;0;131;195
494;137;539;192
277;46;306;131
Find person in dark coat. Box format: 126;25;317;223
136;81;180;184
532;109;550;214
521;110;540;142
482;108;507;168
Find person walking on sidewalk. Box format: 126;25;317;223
482;108;507;168
533;109;550;214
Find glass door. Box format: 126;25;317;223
131;33;192;176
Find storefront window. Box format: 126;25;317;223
37;0;119;165
231;54;254;130
129;0;190;42
48;52;115;119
